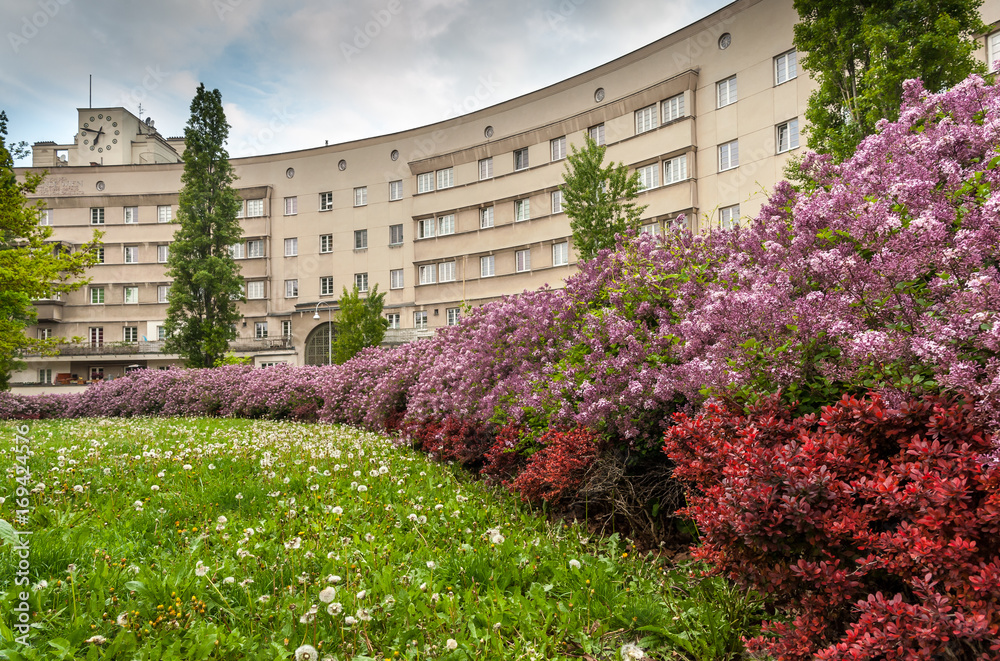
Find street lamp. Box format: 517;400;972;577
313;301;333;365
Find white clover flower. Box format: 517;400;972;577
356;589;366;599
73;484;84;493
235;492;243;500
295;644;319;661
223;576;235;584
353;470;362;478
620;642;645;660
344;615;357;626
217;515;227;524
284;537;301;550
328;574;342;583
208;464;216;470
569;559;581;569
150;484;159;492
434;504;443;511
332;506;343;516
182;464;192;471
195;561;209;577
319;586;337;603
407;513;418;522
446;639;458;650
327;601;343;615
357;485;368;493
157;470;165;478
426;561;436;569
364;533;375;542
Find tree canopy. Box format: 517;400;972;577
560;133;646;261
163;84;245;368
0;111;101;388
331;284;388;365
793;0;987;160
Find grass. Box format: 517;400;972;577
0;418;762;660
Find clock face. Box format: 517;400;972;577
80;112;115;152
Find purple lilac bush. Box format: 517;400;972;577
4;74;1000;469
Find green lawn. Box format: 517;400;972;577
0;419;760;660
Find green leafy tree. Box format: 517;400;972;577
0;111;101;388
560;133;647;261
331;284;388;364
164;84;244;368
793;0;986;161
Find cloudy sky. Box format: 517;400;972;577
2;0;731;166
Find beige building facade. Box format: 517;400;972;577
13;0;1000;386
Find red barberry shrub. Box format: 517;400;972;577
513;428;600;504
481;424;529;483
407;415;495;467
663;393;1000;661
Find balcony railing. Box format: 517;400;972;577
26;337;293;357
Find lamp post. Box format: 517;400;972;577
313;301;333;365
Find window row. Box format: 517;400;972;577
90;285;172;304
715;119;799;173
635;154;690;191
86;205;173;226
635;93;686;135
713;49;797;112
402;307;462;331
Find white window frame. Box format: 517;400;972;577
418;264;437;285
387;313;400;329
662;93;685;123
550;136;566;161
777;118;800;153
156;326;166;341
553;241;569;267
637;164;659;191
355;272;368;292
418;217;436;239
390;269;404;289
124;286;139;304
281;320;292;338
436;168;454;190
389;224;403;245
95;247;104;264
247;240;264;258
480;206;494;229
39;209;52;226
389;180;403;201
479;157;493;180
717;76;737;108
123;326;138;343
319;191;333;211
414;311;428;331
551;190;563;214
514;198;530;222
285;279;299;298
354;229;368;250
437;214;455;236
90;287;105;304
124;245;138;264
515;248;531;273
514;148;529;171
157;205;172;223
284;196;297;216
439;261;456;282
247;281;265;300
354;186;368;207
158;285;169;303
480;255;495;278
123;206;138;224
635;104;657;134
720;204;741;229
589;124;605;146
284;237;298;256
320;276;335;296
417;172;434;194
664;154;688;184
90;207;104;225
446;308;460;326
775;49;798;85
229;243;244;260
246;199;264;217
157;244;169;263
319;234;333;253
254;322;268;339
719;140;739;171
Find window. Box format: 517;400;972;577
122;206;138;224
637;164;659;191
154;326;166;341
320;234;333;253
551;190;563;214
389;180;403;201
386;313;400;329
418;264;437;285
246;199;264;217
436;168;454;190
157;244;169;263
390;269;404;289
284;237;298;256
354;187;367;207
480;206;494;229
414;311;428;330
990;31;1000;72
158;285;169;303
319;191;333;211
551;136;566;161
355;272;369;292
514;148;529;171
89;327;104;347
514;199;530;222
439;261;456;282
479;157;493;180
157;205;172;223
281;320;292;338
775;49;797;84
285;279;298;298
640;223;661;236
717;76;737;107
229;243;244;259
95;246;105;264
354;229;368;249
90;287;105;304
247;240;264;258
437;214;455;236
124;286;139;304
720;204;741;229
635;104;657;134
719;140;739;171
247;281;265;299
236;201;244;219
284;196;297;215
124;246;138;264
446;308;460;326
389;224;403;245
664;154;688;184
38;369;52;384
91;207;104;225
255;322;268;339
40;209;52;226
515;248;531;273
480;255;495;277
418;217;436;239
777;118;800;153
90;367;105;381
320;276;335;296
553;241;569;267
417;172;434;194
589;124;605;146
662;93;685;122
38;328;52;340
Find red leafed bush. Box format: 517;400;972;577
481;424;528;483
513;428;601;504
663;393;1000;661
408;415;495;467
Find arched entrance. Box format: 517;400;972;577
304;322;336;365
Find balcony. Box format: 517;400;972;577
33;300;64;322
26;337;293;357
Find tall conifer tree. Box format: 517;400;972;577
164;84;244;367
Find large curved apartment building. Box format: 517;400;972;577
13;0;1000;385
